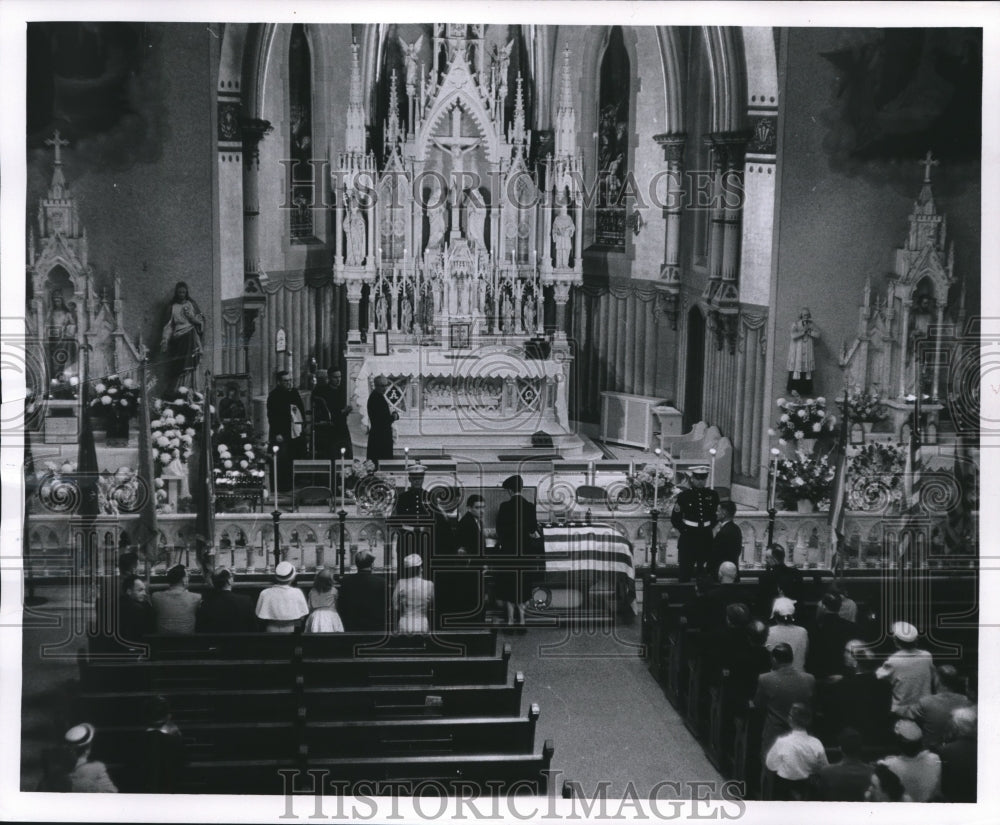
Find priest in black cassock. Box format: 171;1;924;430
366;375;397;468
312;368;353;461
267;370;306;491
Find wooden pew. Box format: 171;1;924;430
181;741;556;795
143;630;498;661
76;673;527;727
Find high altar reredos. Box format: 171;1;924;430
331;27;595;459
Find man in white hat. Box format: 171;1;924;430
879;719;942;802
254;561;309;632
670;466;719;582
41;723;118;793
876;621;938;718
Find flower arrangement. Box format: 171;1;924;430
349;458;378;481
775;396;833;442
841;388;887;423
625;457;676;508
846;443;906;511
150;387;206;474
213;421;268;490
97;466;143;515
33;461;79;514
90;374;140;418
47;373;80;401
774;449;836;509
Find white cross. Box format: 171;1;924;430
45;130;70;165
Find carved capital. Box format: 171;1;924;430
653;132;687;165
707;308;740;354
552;281;573;304
345;278;365;303
241;118;273;165
653;285;680;330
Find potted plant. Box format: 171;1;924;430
90;375;140;445
626;458;676;510
774;450;836;512
775;396;833;447
842;388;887;432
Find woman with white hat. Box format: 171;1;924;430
255;561;309;632
37;723;118;793
393;553;434;634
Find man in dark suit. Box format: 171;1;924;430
711;500;742;579
267;370;306;491
670;466;719;582
752;642;816;759
338;549;389;632
756;544;804;614
195;568;256;632
807;592;858;680
312;368;353;461
494;475;541;627
366;375;398;468
118;574;155;648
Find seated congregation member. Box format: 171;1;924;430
752;642;815;760
876;621;938;719
912;664;971;751
393;553;434;634
690;561;745;630
764;703;828;800
118;574;154;647
143;696;185;793
879;719;942;802
338;549;388;632
255;561;309;633
151;565;201;635
39;723;118;793
710;501;742;579
756;544;803;615
806;591;858;680
864;762;911;802
938;706;977;802
822;640;894;748
765;597;808;671
494;474;541;627
304;568;345;633
702;602;753;684
196;568;255;633
815;727;873;801
814;582;858;624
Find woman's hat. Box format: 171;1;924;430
64;723;95;748
771;597;797;617
891;621;918;643
274;561;296;583
403;553;423;569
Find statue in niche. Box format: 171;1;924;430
399;297;413;334
467;194;486;250
552;201;575;269
45;289;78;382
345;197;366;266
160;281;205;391
374;293;388;331
786;307;820;396
425;179;447;250
524;298;536;332
398;35;425;91
503;292;516;333
906;293;936;395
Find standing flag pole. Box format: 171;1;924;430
828;386;851;575
194;369;217;579
135;344;161;579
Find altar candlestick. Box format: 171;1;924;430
709;447;717;488
769;447;780;510
272;446;280;510
653;476;659;510
629;459;635;475
404;446;410;470
340;447;347;509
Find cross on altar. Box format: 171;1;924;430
919;150;939;184
432;106;480;193
45;130;70;165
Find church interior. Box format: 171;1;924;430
12;17;985;810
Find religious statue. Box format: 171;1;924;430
524;298;536;332
374;293;388;331
786;307;820;396
467;194;486;250
552;202;575;269
906;294;936;395
45;289;78;382
160;282;205;391
503;292;516;333
399;296;413;334
425;179;447;250
345;197;366;266
398;34;424;91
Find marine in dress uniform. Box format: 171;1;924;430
670;466;720;582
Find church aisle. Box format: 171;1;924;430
506;624;723;798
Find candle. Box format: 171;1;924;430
709;447;717;489
769;448;780;510
272;445;280;509
340;447;347;509
404;447;410;470
629;459;635;475
653;477;658;510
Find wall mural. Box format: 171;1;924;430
596;26;629;250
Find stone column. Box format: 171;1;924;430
346;278;364;343
553;281;572;339
653;133;686;292
719;134;747;284
242;119;272;282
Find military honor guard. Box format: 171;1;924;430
670;465;720;582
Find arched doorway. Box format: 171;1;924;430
683;306;705;430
